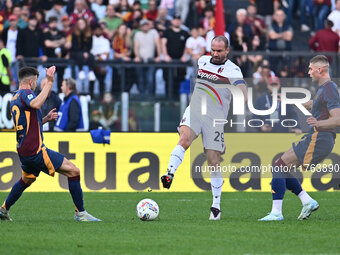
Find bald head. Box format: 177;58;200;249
212;35;229;50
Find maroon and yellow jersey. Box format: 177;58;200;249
10;89;44;157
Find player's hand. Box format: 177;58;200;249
292;128;302;135
306;116;319;127
46;108;58;122
46;66;56;83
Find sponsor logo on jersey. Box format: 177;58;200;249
197;69;219;81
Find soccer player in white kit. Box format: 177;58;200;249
161;36;247;220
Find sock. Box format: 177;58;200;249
167;145;185;175
271;158;287;214
298;190;313;205
3;178;30;211
68;176;85;212
285;173;303;195
271;200;283;215
210;170;223;210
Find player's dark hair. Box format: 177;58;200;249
18;67;39;81
310;55;329;66
64;78;76;91
212;35;229;49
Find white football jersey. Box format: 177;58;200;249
190;55;245;119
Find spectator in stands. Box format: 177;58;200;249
3;4;27;30
35;9;46;31
93;92;121;131
268;9;293;73
2;14;22;84
39;78;62;132
253;76;302;134
161;14;189;96
245;4;266;40
103;4;123;39
185;27;205;61
248;35;264;73
0;38;15;95
125;8;144;29
159;0;176;17
309;19;339;52
55;78;84;132
43;16;66;91
145;0;158;21
201;6;215;36
70;0;95;26
313;0;332;31
134;19;161;96
230;25;250;76
91;0;107;20
162;14;189;63
115;0;133;19
45;0;67;31
155;7;172;36
250;0;280;28
71;17;96;82
175;0;190;23
20;4;30;26
112;23;134;94
16;14;45;60
228;8;253;39
253;59;276;93
0;0;14;22
327;0;340;36
285;0;310;31
91;24;111;99
112;23;132;61
61;15;73;56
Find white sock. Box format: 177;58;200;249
298;190;313;205
167;145;185;175
210;170;223;210
271;200;283;215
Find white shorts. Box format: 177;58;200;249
179;106;225;153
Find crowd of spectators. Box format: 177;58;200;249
0;0;338;100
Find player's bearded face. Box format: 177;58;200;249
211;41;229;64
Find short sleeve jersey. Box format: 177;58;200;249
311;80;340;133
10;89;44;157
190;55;245;119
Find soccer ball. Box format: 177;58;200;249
136;199;159;221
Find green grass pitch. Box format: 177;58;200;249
1;192;339;255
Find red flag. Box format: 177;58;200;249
214;0;225;36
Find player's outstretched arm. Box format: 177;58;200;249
30;66;56;109
307;108;340;129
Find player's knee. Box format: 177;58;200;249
70;166;80;177
207;154;220;167
22;177;36;186
178;134;190;149
207;158;219;167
